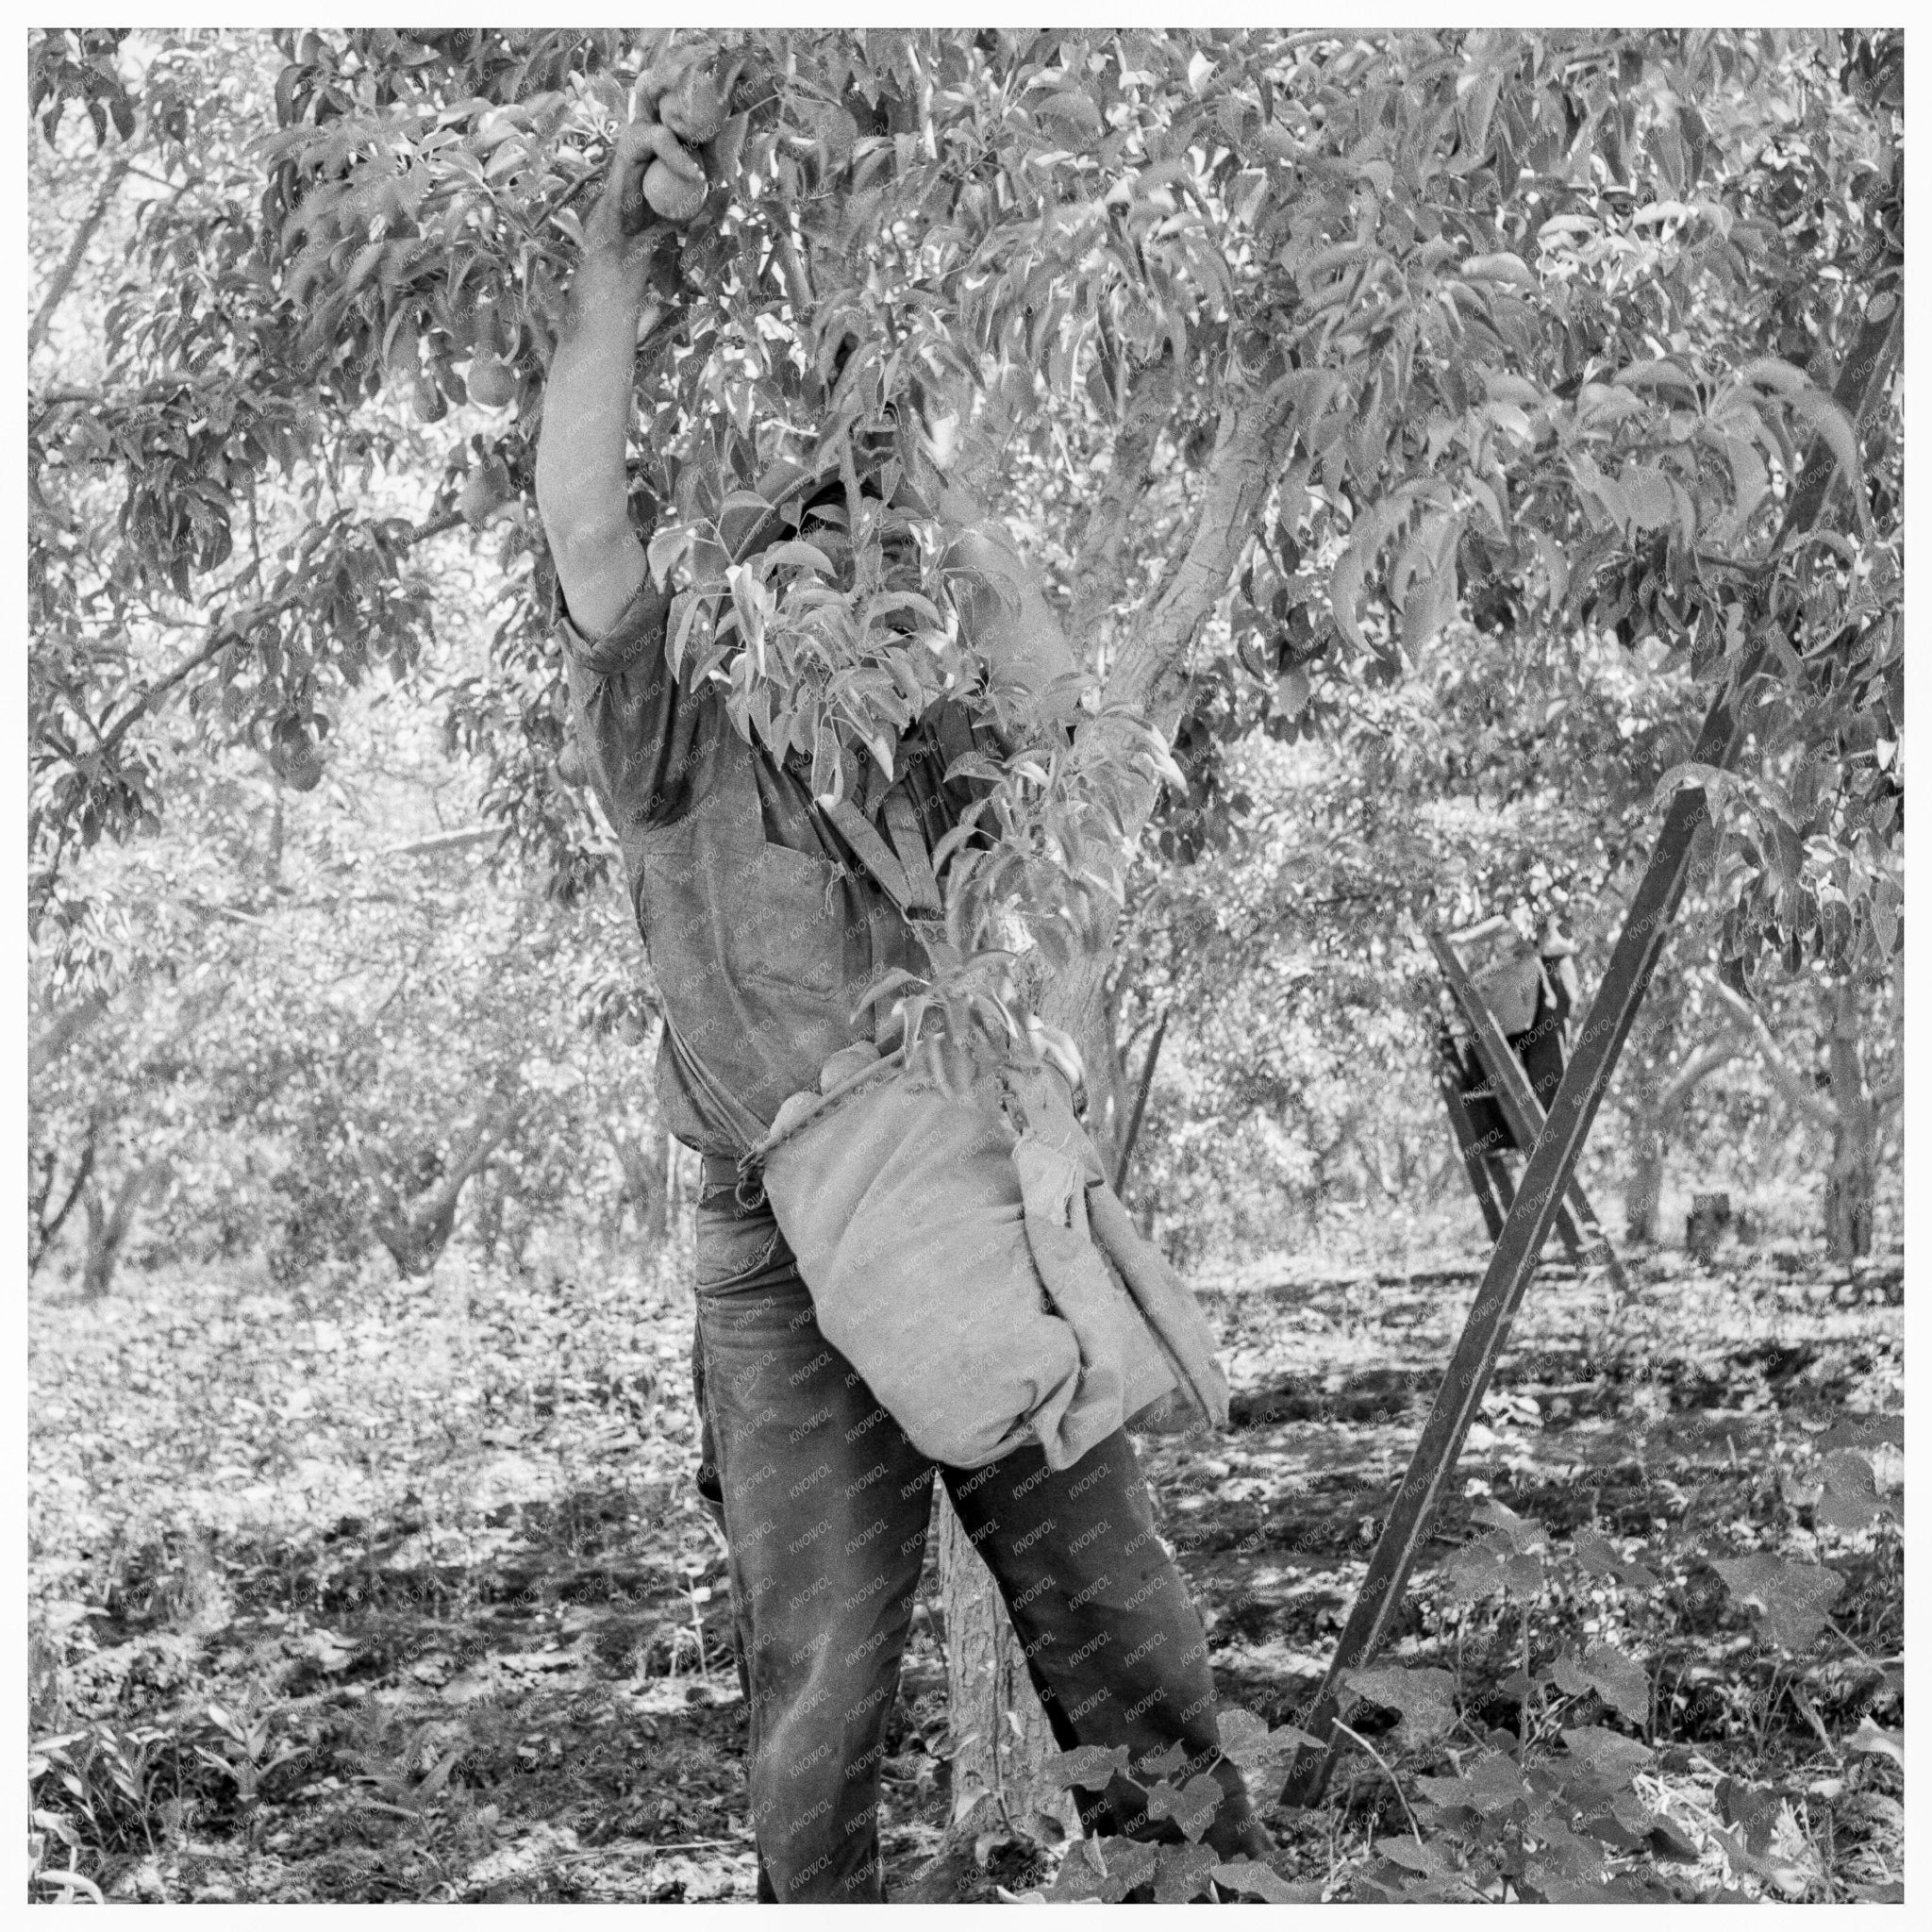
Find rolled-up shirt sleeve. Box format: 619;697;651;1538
557;578;714;831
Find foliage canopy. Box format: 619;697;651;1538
29;27;1902;1020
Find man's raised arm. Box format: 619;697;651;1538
536;121;693;639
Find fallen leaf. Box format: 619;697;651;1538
1845;1717;1903;1773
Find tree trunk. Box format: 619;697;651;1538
1083;973;1134;1175
28;969;150;1082
610;1126;671;1243
908;1491;1077;1897
923;941;1141;1871
473;1173;506;1262
926;364;1292;1877
29;151;132;356
1624;1119;1664;1246
79;1164;161;1302
267;781;286;882
364;1093;516;1276
1623;1035;1738;1248
30;1128;97;1275
1824;978;1876;1260
1714;978;1872;1257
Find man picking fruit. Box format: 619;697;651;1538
534;59;1272;1905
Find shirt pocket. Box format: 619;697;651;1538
630;837;835;991
734;842;848;996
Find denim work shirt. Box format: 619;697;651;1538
558;579;988;1157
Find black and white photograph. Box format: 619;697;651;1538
25;24;1905;1905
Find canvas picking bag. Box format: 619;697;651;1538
743;1044;1230;1472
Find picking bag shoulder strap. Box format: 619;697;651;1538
819;796;920;918
881;788;942;917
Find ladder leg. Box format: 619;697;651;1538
1436;1062;1507;1241
1562;1179;1632;1296
1552;1196;1588;1263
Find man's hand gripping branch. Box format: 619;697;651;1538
536;61;1074;702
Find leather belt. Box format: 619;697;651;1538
701;1150;768;1209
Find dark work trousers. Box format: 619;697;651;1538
688;1183;1266;1904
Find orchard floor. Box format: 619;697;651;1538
29;1239;1902;1904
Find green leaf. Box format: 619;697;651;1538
665;591;704;681
1443;1533;1528;1604
726;563;767;665
757;539;837;577
1376;1833;1460;1878
1274;665;1311;718
1714;1777;1796;1862
1549;1642;1650;1724
1558;1724;1653;1792
1647;1814;1703;1863
1415;1748;1528;1815
1208;1858;1317;1903
1153;1840;1219;1904
1400;554;1457;655
1721;432;1771;525
1710;1555;1843;1653
1568;452;1631;531
1817;1414;1903;1453
1845;1718;1903;1773
1047;1833;1158;1902
1816;1450;1887;1533
653;525;699;583
1474;1494;1545;1553
1341;1664;1458;1742
1569;1525;1658;1590
1326;491;1414;655
1039;1742;1130;1791
1786;385;1869;521
1215;1706;1320;1769
1460;251;1536;290
1144;1773;1223;1842
1619;463;1675;530
1736;356;1812;399
1443;1497;1548;1601
1613;358;1699;401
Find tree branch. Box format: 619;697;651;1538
30;154;132;356
1711;982;1835;1131
774;227;814;320
29;385;108;413
1040;379;1300;1041
1108;376;1296;727
31;1128;97;1272
29;987;113;1083
91;508;469;757
97;632;242;756
1657;1040;1739;1118
1068;353;1176;651
402;508;468;548
99;1162;164;1252
375;825;492;862
367;1091;521;1275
